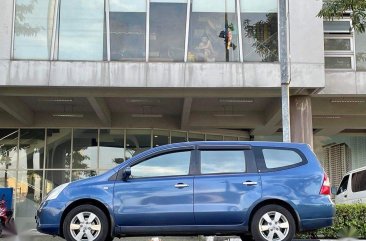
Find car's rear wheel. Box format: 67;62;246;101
63;205;109;241
251;205;295;241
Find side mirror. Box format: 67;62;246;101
331;186;338;195
122;167;131;181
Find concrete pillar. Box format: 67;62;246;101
290;96;313;148
0;0;14;60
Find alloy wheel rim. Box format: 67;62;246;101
258;211;289;241
70;212;102;241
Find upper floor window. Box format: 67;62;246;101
13;0;279;63
110;0;147;61
240;0;278;62
188;0;240;62
13;0;57;60
58;0;106;61
323;19;354;70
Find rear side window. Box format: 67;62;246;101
351;170;366;193
337;175;349;195
262;149;303;169
200;150;246;174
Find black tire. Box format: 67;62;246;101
251;205;295;241
63;205;110;241
240;234;253;241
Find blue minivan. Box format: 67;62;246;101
36;141;335;241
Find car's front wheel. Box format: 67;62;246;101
251;205;295;241
63;204;109;241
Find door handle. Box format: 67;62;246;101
175;183;190;189
243;181;258;186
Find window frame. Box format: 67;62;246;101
254;147;308;173
351;170;366;193
337;174;349;195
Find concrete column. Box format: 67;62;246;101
0;0;14;60
290;96;313;148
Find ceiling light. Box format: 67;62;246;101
126;99;161;103
330;99;365;103
313;116;341;119
39;98;73;103
132;114;163;118
154;135;158;138
52;113;84;118
214;114;245;117
219;98;254;103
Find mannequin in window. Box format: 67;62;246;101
196;35;215;62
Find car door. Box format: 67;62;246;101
113;148;195;227
193;145;262;226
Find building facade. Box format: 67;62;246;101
0;0;366;231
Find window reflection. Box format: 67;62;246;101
58;0;105;60
149;0;187;62
131;151;191;178
99;129;125;169
14;0;56;59
110;0;146;61
72;170;97;181
171;131;187;143
201;150;246;174
152;130;170;147
241;0;278;62
0;129;18;170
72;129;98;170
46;129;72;169
188;0;239;62
45;170;70;194
19;129;45;170
126;129;151;159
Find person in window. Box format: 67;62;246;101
196;35;215;62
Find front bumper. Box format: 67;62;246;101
36;200;66;236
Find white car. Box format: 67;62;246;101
334;166;366;204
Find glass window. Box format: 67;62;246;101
58;0;106;60
351;170;366;193
171;131;187;143
45;129;72;169
324;38;351;51
356;32;366;71
241;0;278;62
18;129;45;170
72;170;97;181
324;20;351;33
206;134;223;141
262;149;303;169
131;151;191;178
14;0;57;59
72;129;98;170
224;136;238;141
149;0;187;62
189;132;205;142
126;129;151;159
110;0;146;61
325;56;352;69
44;170;70;194
201;150;246;174
0;129;18;170
337;175;349;195
99;129;125;169
188;0;240;62
152;130;170;147
16;170;43;230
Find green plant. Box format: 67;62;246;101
298;204;366;239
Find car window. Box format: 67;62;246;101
351;170;366;193
200;150;246;174
131;151;191;178
337;175;349;195
262;149;303;169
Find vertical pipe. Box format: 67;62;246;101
279;0;291;142
145;0;150;62
236;0;243;62
50;0;59;60
11;0;16;59
105;0;111;61
184;0;191;62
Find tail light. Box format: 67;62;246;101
320;173;331;195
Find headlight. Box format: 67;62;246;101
46;183;69;201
